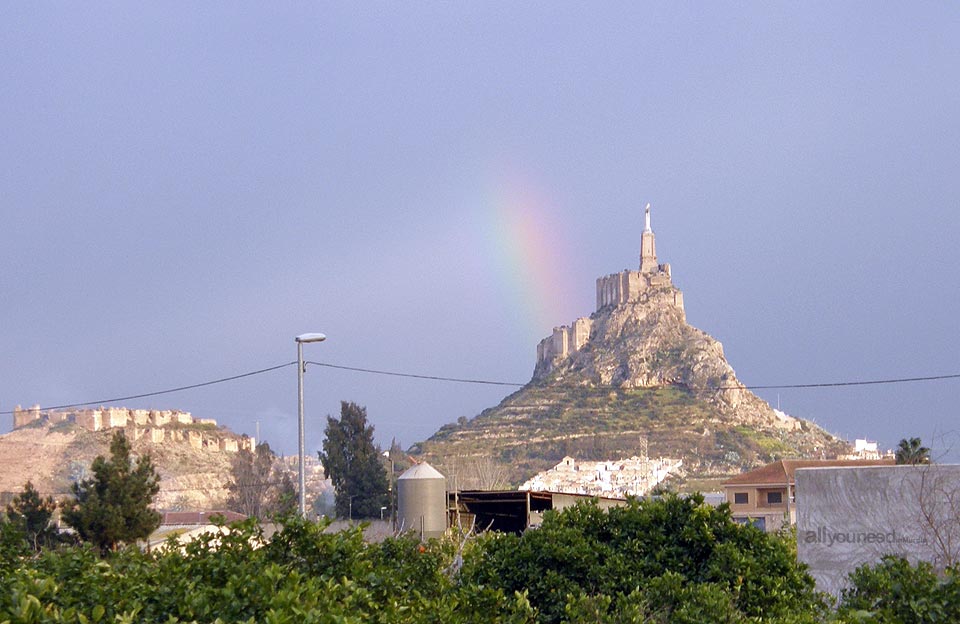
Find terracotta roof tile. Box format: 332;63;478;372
723;458;895;487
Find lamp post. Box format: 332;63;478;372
296;332;326;517
383;450;395;528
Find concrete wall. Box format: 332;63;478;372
795;465;960;595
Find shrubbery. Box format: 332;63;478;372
460;494;826;623
0;516;534;624
1;494;957;623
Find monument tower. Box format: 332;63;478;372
639;203;658;273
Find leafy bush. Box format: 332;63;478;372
0;515;536;624
838;556;960;623
460;494;826;623
17;500;960;623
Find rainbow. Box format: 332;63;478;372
481;174;577;337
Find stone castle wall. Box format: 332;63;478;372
536;317;593;366
10;404;254;453
537;268;684;374
595;265;680;310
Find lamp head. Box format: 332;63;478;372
295;333;327;343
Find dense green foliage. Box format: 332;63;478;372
895;437;932;465
319;401;389;519
60;431;161;555
0;516;534;624
3;481;61;553
838;556;960;623
3;494;958;623
461;494;826;623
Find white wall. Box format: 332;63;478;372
795;465;960;595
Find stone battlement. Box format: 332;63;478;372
536;317;593;368
11;404;254;453
595;267;683;310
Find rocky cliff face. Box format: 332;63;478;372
554;285;778;427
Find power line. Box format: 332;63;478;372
0;362;297;415
4;360;960;419
306;361;525;387
724;372;960;390
308;360;960;391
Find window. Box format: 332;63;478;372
734;492;748;504
767;491;783;504
733;516;765;530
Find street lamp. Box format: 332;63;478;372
383;450;395;528
296;332;326;517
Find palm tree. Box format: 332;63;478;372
895;437;931;465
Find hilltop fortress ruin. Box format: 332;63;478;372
535;204;685;377
11;404;255;453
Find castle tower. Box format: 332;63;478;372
639;203;658;273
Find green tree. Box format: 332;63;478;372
226;442;295;519
5;481;60;552
896;437;931;465
460;494;826;624
319;401;389;519
61;430;161;554
839;556;960;623
268;468;297;518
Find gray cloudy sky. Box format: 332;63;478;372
2;3;959;461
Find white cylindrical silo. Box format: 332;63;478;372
397;462;447;540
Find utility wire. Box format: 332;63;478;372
725;372;960;390
0;362;297;415
5;360;960;417
307;361;960;391
306;360;525;387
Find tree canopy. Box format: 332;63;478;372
461;494;825;623
61;430;161;554
4;495;959;623
3;481;60;552
226;442;296;519
319;401;389;519
895;437;931;465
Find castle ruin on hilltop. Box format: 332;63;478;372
535;204;685;374
11;404;255;452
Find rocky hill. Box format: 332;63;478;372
412;206;849;488
2;420;247;510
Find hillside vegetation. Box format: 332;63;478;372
414;383;845;488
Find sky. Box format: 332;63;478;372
2;3;959;463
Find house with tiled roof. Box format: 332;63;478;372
723;458;895;532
